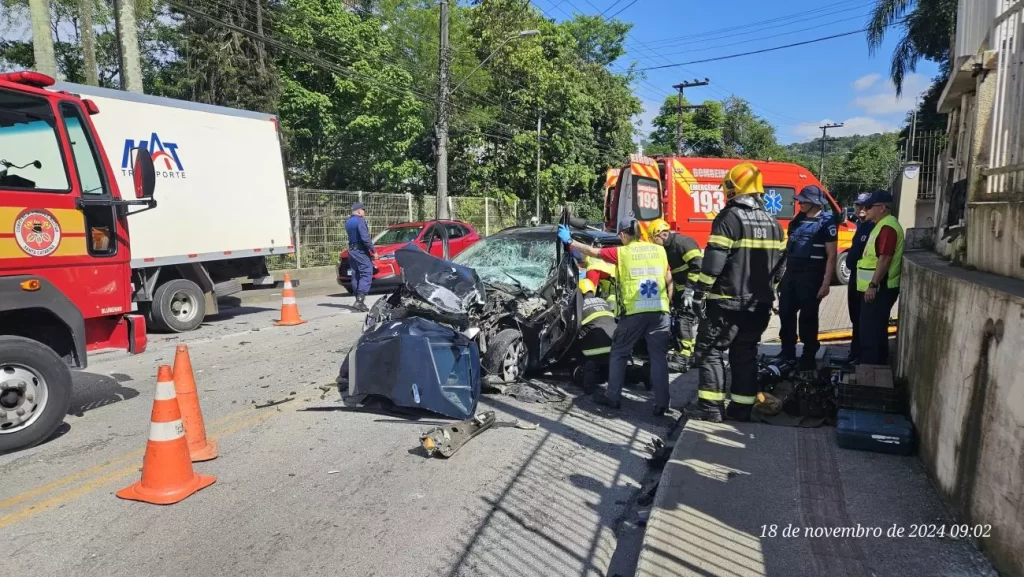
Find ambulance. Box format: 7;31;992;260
603;154;857;285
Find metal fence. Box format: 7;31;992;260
901;130;948;199
268;190;521;270
985;0;1024;195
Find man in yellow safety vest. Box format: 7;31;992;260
855;190;904;366
560;219;674;416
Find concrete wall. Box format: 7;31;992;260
897;251;1024;576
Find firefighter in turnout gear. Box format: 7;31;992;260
648;218;703;372
683;163;786;423
569;279;617;393
560;219;674;416
585;256;618;309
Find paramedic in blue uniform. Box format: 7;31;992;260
345;202;376;312
842;192;876;364
775;185;838;370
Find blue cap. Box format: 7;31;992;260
867;190;893;205
854;192;873;206
351;202;364;211
618;218;638;235
794;185;827;206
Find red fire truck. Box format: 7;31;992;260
0;71;156;453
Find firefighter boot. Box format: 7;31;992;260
725;401;752;422
581;361;600;394
593;392;621;410
354;296;369;312
667;352;690;374
683;399;723;423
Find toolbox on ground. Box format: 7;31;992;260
836;409;915;456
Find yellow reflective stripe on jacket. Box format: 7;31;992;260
687;272;700;283
671;264;688;274
682;248;702;262
582;346;611;357
707;293;730;299
731;394;757;405
734;239;786;250
707;235;734;248
698;390;726;402
582;310;615;326
697;273;715;285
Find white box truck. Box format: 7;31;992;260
53;82;294;332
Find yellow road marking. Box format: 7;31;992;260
0;465;139;529
0;407;277;526
0;408;253;511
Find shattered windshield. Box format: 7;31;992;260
452;231;555;292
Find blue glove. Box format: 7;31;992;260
557;224;572;245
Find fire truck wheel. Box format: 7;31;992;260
0;336;72;454
835;252;851;286
150;279;206;333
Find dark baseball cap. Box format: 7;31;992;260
867;190;894;205
854;192;873;206
351;202;365;211
794;185;827;206
618;218;638;235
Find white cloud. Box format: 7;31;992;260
793;117;899;140
851;73;930;115
853;73;881;92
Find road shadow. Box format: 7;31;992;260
69;371;140;416
209;303;276;321
317;303;362;312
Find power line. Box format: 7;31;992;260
605;0;639;20
638;27;880;71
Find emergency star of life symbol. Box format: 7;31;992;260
14;209;62;257
764;190;783;215
639;279;659;299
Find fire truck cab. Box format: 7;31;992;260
604;154;857;284
0;71;156;453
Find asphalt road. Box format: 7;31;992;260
0;286;677;577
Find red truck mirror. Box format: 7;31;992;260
132;147;156;200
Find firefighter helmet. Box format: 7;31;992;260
648;218;671;236
722;163;763;199
578;278;597;295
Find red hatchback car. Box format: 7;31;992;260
337;220;481;293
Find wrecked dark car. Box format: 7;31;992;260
363;225;621;383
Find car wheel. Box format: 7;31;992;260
835;252;851;285
0;336;72;454
483;329;528;383
150;279;206;333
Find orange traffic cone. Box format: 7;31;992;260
116;366;216;505
172;345;217;462
274;273;306;326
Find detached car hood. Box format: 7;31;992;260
394;245;485;314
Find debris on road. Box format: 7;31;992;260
419;411;496;458
255;397;294;409
490;378;568;404
327;470;340;475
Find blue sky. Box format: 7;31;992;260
532;0;940;144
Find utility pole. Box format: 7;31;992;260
819;122;843;179
29;0;57;78
535;111;542;221
434;0;451;219
672;78;709;155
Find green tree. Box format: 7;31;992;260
866;0;957;95
720;96;782;160
647;95;724;156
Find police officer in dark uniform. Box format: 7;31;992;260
842;192;876;364
571;279;617;393
775;185;838;370
648;218;703;372
683;163;785;423
345;202;376;312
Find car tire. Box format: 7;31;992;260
483;329;528;383
835;252;851;286
0;336;72;454
150;279;206;333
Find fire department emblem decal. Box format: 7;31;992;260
14;209;62;257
